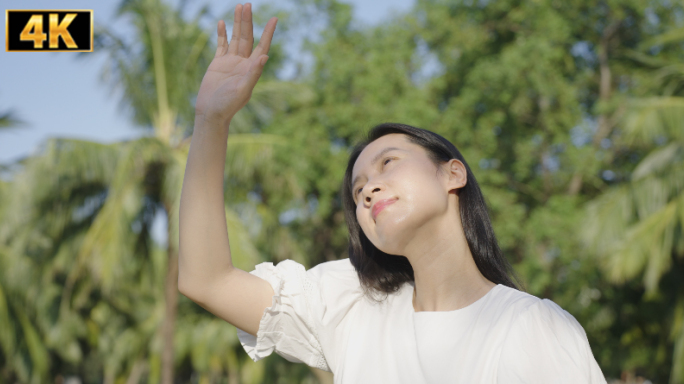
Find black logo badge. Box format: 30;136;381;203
6;10;93;52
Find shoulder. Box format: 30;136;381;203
496;287;589;355
489;286;584;336
492;285;545;313
305;259;365;369
494;287;582;330
496;289;607;383
499;288;588;348
251;258;357;290
306;258;357;282
305;259;364;313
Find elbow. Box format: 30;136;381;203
177;271;212;307
177;272;199;300
177;251;197;298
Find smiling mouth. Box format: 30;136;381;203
372;199;397;220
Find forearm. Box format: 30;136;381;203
178;114;234;295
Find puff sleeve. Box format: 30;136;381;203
235;258;361;373
235;259;329;370
497;299;607;384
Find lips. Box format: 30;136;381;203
372;198;397;220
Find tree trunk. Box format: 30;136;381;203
161;205;179;384
126;359;147;384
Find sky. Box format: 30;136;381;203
1;0;415;245
0;0;415;165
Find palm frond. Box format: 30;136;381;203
672;298;684;382
225;206;262;271
14;301;50;384
0;109;26;130
0;247;17;361
638;26;684;50
632;142;683;181
224;133;287;183
583;95;684;295
623;97;684;145
70;137;170;295
96;0;215;134
230;81;317;134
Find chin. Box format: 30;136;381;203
368;218;412;255
374;205;441;254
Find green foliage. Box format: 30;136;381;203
0;109;25;130
2;0;684;382
0;0;298;382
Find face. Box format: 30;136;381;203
351;134;465;256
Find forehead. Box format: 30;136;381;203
352;134;412;180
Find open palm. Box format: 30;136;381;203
195;3;277;126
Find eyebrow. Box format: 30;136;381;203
351;147;406;193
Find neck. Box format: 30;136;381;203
405;211;496;312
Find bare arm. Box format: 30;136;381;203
178;3;278;337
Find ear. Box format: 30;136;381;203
443;159;468;193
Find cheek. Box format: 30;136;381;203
356;203;367;228
355;206;371;240
394;167;448;220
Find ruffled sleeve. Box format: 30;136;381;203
497;299;607;384
235;258;361;373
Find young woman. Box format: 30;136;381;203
178;3;607;383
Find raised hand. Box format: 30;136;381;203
195;3;277;127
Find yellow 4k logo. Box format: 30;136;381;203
6;10;93;52
20;13;78;49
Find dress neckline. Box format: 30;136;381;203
409;283;502;316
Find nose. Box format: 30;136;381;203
363;186;382;203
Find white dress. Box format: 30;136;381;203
236;258;607;384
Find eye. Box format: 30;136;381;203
355;157;395;199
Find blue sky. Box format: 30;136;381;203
1;0;415;245
1;0;415;165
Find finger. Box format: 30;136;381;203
227;4;242;56
250;17;277;60
214;20;228;58
238;3;254;58
240;54;269;92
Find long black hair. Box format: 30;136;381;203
341;123;522;302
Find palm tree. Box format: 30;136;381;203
0;139;121;383
0;108;51;384
0;244;51;384
0;136;265;383
91;0;309;381
1;0;310;382
582;80;684;383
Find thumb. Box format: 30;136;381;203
243;55;269;89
